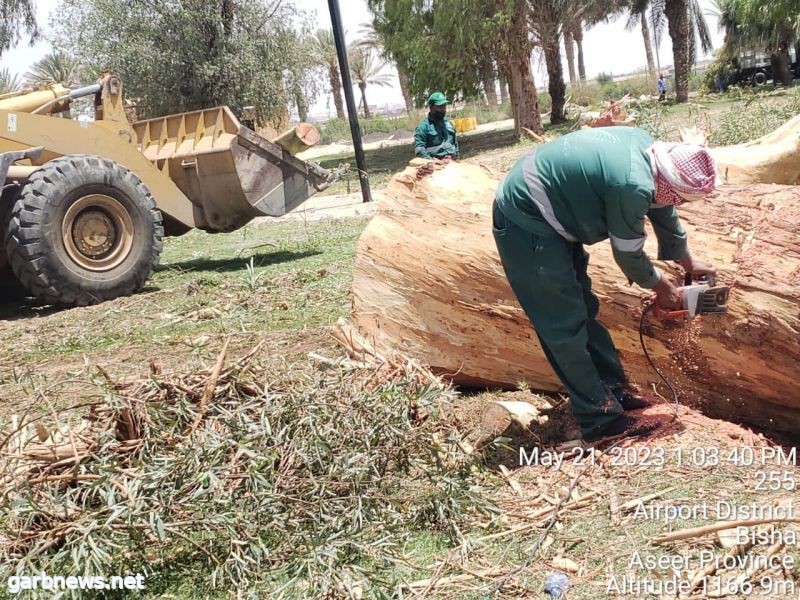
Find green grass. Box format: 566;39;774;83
0;219;364;364
0;217;369;421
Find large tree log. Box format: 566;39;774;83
704;114;800;185
338;160;800;435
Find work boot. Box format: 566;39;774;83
611;387;651;411
582;414;658;443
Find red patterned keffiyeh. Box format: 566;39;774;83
649;141;718;206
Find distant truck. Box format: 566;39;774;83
733;47;797;86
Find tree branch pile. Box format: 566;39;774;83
0;342;496;596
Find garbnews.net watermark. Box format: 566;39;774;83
7;573;145;594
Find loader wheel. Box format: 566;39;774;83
6;155;163;306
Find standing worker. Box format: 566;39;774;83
492;127;718;442
657;74;668;101
414;92;459;160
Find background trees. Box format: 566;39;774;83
715;0;800;87
313;29;347;120
368;0;544;134
0;0;37;56
50;0;319;125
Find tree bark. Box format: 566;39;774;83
329;64;346;120
542;28;566;124
359;83;370;119
499;76;509;103
498;0;543;136
337;160;800;436
481;60;499;107
564;29;577;85
640;12;656;78
573;20;586;82
664;0;690;102
294;88;308;122
397;67;414;114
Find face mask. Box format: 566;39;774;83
430;111;445;122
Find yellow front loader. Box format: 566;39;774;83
0;74;336;305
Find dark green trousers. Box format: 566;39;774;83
492;200;625;435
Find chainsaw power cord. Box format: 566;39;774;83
639;301;680;420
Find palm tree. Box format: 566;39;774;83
529;0;573;123
347;46;392;119
658;0;713;101
312;29;346;120
357;21;414;113
624;0;659;77
24;51;82;86
570;3;623;84
564;28;577;85
0;68;22;94
570;18;587;82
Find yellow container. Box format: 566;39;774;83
453;117;476;133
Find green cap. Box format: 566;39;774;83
428;92;448;106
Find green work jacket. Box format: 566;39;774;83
414;115;459;159
496;127;689;289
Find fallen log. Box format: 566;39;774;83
706;114;800;185
273;122;321;156
337;160;800;435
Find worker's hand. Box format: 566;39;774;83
653;276;682;310
678;256;716;279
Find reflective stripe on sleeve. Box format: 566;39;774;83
521;150;578;242
610;234;647;253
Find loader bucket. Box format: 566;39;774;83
133;107;337;232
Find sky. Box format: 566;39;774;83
2;0;725;119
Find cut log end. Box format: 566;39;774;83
274;123;321;155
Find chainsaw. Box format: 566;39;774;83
651;273;730;320
639;273;730;419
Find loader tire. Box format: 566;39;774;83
6;155;163;306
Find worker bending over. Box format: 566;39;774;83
492;127;718;442
414;92;459;160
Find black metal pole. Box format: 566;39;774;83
327;0;372;203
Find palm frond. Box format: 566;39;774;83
23;52;82;86
312;29;340;66
649;1;668;48
356;21;383;51
689;0;713;55
0;68;22;94
347;45;390;88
